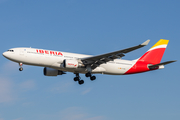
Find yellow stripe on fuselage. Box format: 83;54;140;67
150;39;169;49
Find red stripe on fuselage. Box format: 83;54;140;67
124;61;150;74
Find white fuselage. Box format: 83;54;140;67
3;47;136;75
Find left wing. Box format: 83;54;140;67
81;40;150;69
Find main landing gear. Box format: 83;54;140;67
74;73;84;85
85;72;96;81
73;73;96;85
19;63;23;71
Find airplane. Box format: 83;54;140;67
2;39;176;85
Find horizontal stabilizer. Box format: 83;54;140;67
148;60;177;69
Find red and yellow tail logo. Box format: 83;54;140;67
139;39;169;64
125;39;169;74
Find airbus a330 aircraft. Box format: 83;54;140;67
3;39;176;85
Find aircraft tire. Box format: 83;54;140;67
74;77;79;81
19;68;23;71
90;76;96;81
85;72;91;77
78;80;84;85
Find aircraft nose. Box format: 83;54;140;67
2;51;8;58
2;52;6;57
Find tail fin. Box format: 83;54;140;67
138;39;169;64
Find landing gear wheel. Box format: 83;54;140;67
78;80;84;85
19;67;23;71
74;77;80;81
90;76;96;81
85;72;91;77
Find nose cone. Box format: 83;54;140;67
2;52;7;57
3;51;16;61
2;51;10;59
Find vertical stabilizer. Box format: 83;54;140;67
138;39;169;64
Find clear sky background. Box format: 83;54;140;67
0;0;179;120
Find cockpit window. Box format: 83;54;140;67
7;50;14;52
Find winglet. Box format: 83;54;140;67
141;39;150;46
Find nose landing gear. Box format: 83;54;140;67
19;63;23;71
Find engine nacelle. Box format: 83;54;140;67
63;59;79;68
43;67;65;76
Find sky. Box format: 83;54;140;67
0;0;180;120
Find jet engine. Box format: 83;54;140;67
43;67;65;76
63;59;83;68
